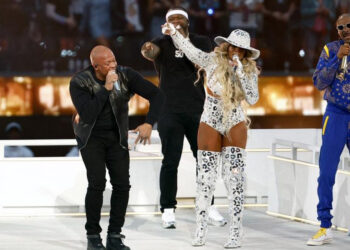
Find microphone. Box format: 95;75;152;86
232;55;239;71
114;80;121;92
114;80;122;96
338;42;349;81
109;70;121;93
340;55;347;71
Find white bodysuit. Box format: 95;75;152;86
171;32;259;134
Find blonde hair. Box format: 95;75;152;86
196;42;258;128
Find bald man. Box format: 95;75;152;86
69;45;164;250
307;13;350;246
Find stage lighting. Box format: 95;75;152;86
207;8;214;16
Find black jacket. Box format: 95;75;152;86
69;65;164;150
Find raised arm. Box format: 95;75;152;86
170;31;214;69
141;42;161;62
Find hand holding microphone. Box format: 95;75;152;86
232;54;244;78
337;43;350;59
162;22;177;36
105;70;118;91
232;54;239;61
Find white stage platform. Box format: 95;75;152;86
0;207;349;250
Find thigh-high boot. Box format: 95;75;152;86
222;146;246;248
192;150;221;246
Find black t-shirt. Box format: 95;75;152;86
152;33;213;114
91;73;118;135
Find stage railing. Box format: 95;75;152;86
0;129;324;215
268;139;350;232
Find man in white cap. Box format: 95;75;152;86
141;7;227;229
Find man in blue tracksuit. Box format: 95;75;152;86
307;13;350;246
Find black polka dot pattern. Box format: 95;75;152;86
222;146;246;248
193;150;221;246
201;95;245;135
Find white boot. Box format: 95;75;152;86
192;150;221;246
222;147;246;248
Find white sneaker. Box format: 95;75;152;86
208;205;227;227
307;228;333;246
162;208;176;229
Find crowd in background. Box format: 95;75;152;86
0;0;350;73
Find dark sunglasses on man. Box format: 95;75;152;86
337;23;350;31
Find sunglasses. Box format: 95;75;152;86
337;23;350;30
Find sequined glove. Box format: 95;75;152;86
232;55;244;79
161;22;176;36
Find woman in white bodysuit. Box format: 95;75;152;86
162;23;260;248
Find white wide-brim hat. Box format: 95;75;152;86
214;29;260;60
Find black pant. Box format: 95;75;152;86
80;131;130;235
158;112;201;212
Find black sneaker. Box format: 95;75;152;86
87;234;106;250
106;233;130;250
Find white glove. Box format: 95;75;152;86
161;22;176;36
232;55;244;78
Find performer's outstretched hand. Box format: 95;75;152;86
133;123;152;145
161;22;177;36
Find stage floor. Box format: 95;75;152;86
0;207;349;250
